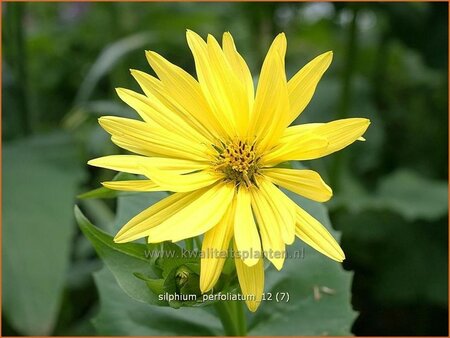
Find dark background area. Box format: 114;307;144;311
3;2;448;336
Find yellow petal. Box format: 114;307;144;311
200;196;235;292
129;69;165;99
102;180;160;192
261;132;328;165
186;30;238;138
287;51;333;124
250;186;286;270
88;155;208;175
250;44;289;151
310;118;371;157
266;33;287;66
234;187;262;267
114;191;203;243
109;136;158;158
222;32;254;114
234;241;264;312
273;118;371;162
278;122;321;138
116;87;207;143
295;205;345;262
130;69;214;141
139;166;221;193
145;50;225;139
146;183;235;242
208;34;251;137
98;116;213;161
263;168;332;202
258;178;296;244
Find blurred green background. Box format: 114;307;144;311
2;2;448;336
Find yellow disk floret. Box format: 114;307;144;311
215;140;260;187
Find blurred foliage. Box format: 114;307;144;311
3;133;84;335
2;2;448;336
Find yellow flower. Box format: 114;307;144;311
88;30;370;312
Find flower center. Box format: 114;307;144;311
214;140;260;186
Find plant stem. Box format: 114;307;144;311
214;300;247;336
194;236;202;250
338;6;359;120
184;238;194;251
7;3;31;136
229;299;247;336
330;6;359;191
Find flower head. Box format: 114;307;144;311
88;30;370;312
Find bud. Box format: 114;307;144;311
175;265;201;296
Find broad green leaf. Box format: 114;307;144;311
93;267;222;335
78;198;115;232
76;206;208;309
3;133;84;335
248;193;357;335
330;169;448;222
75;206;161;305
79;174;168;237
376;169;448;221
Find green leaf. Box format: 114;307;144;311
376;169;448;221
3;133;84;335
75;206;161;305
76;207;208;309
77;172;139;199
77;186;118;199
134;273;166;295
74;32;156;105
248;193;357;335
93;267;222;335
330;169;448;221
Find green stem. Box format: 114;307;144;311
7;3;31;135
330;6;359;191
184;238;194;251
229;299;246;335
338;6;359;120
214;300;247;336
194;236;202;250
